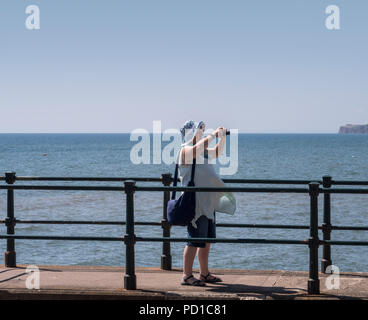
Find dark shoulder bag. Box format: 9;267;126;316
167;158;196;226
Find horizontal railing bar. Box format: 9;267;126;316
216;224;367;231
222;179;320;184
1;219;366;231
321;188;368;194
1;184;368;194
0;220;161;226
2;235;368;246
0;185;309;193
0;235;308;244
216;223;309;229
0;185;308;193
210;224;368;231
0;220;312;229
0;235;123;241
11;176;162;182
0;185;125;191
331;180;368;186
154;186;368;194
135;237;308;245
331;226;368;231
1;176;368;186
321;240;368;246
134;186;310;193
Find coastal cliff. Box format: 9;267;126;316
339;124;368;134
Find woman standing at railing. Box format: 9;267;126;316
178;120;236;286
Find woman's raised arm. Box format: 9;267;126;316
181;127;226;164
206;128;227;159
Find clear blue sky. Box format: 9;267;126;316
0;0;367;133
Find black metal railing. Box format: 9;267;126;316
1;172;368;294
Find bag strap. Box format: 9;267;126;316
171;150;196;200
189;157;196;184
171;163;179;200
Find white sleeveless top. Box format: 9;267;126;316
177;147;236;228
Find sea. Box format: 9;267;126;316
1;133;368;272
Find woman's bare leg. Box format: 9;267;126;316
198;243;222;282
183;245;197;278
197;243;210;276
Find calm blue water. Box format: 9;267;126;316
1;133;368;272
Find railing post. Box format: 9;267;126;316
4;171;16;267
321;175;332;273
124;180;136;290
308;182;320;294
161;173;172;270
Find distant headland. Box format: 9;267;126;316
339;124;368;134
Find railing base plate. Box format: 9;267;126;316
4;251;16;268
307;279;320;295
124;274;137;290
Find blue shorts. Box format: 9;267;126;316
187;212;216;248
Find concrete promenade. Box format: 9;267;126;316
0;265;367;300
